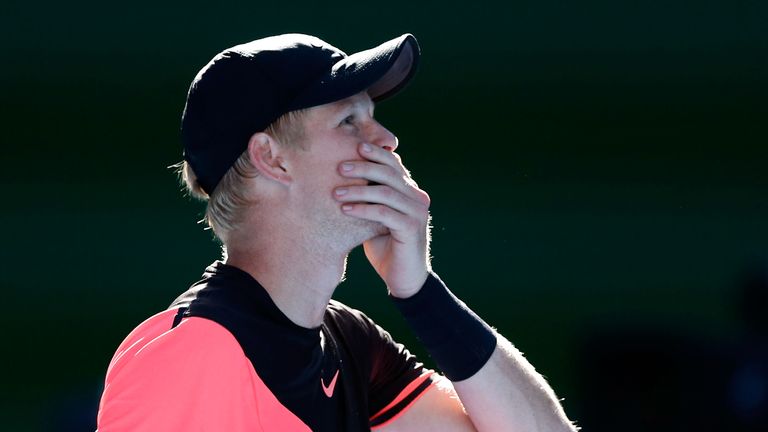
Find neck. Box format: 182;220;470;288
224;222;351;329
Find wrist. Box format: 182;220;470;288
389;272;497;381
388;271;429;299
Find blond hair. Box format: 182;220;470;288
175;109;307;243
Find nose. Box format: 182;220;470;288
368;120;398;152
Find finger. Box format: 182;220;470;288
341;202;426;236
358;142;406;175
334;185;427;214
354;142;429;206
339;159;401;188
339;161;431;207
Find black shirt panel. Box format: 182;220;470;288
169;261;434;431
323;302;433;418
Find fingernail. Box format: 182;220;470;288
362;143;372;152
342;163;354;172
335;188;348;196
342;204;353;211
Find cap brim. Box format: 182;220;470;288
287;34;420;110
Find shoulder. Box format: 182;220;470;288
104;309;247;380
326;299;374;325
98;309;264;430
325;299;386;342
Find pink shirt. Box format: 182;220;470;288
98;262;436;431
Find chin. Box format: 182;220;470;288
370;222;389;238
314;208;388;251
346;218;388;247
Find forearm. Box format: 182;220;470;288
391;273;577;432
452;335;577;432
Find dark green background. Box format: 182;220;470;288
2;0;766;430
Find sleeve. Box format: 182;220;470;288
367;321;437;428
97;316;309;432
333;306;437;428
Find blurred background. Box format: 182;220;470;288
2;0;766;430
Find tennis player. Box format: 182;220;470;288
96;33;578;431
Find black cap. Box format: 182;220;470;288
181;33;421;195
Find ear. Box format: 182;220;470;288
247;132;292;185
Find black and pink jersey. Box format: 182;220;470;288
97;262;436;431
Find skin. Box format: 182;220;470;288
224;91;577;431
225;91;429;327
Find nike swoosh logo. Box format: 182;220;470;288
321;370;339;398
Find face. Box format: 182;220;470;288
286;91;398;249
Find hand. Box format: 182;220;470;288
335;142;432;297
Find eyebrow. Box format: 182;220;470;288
333;98;375;116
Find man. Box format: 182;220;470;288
97;33;577;431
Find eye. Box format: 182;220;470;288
340;115;355;127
